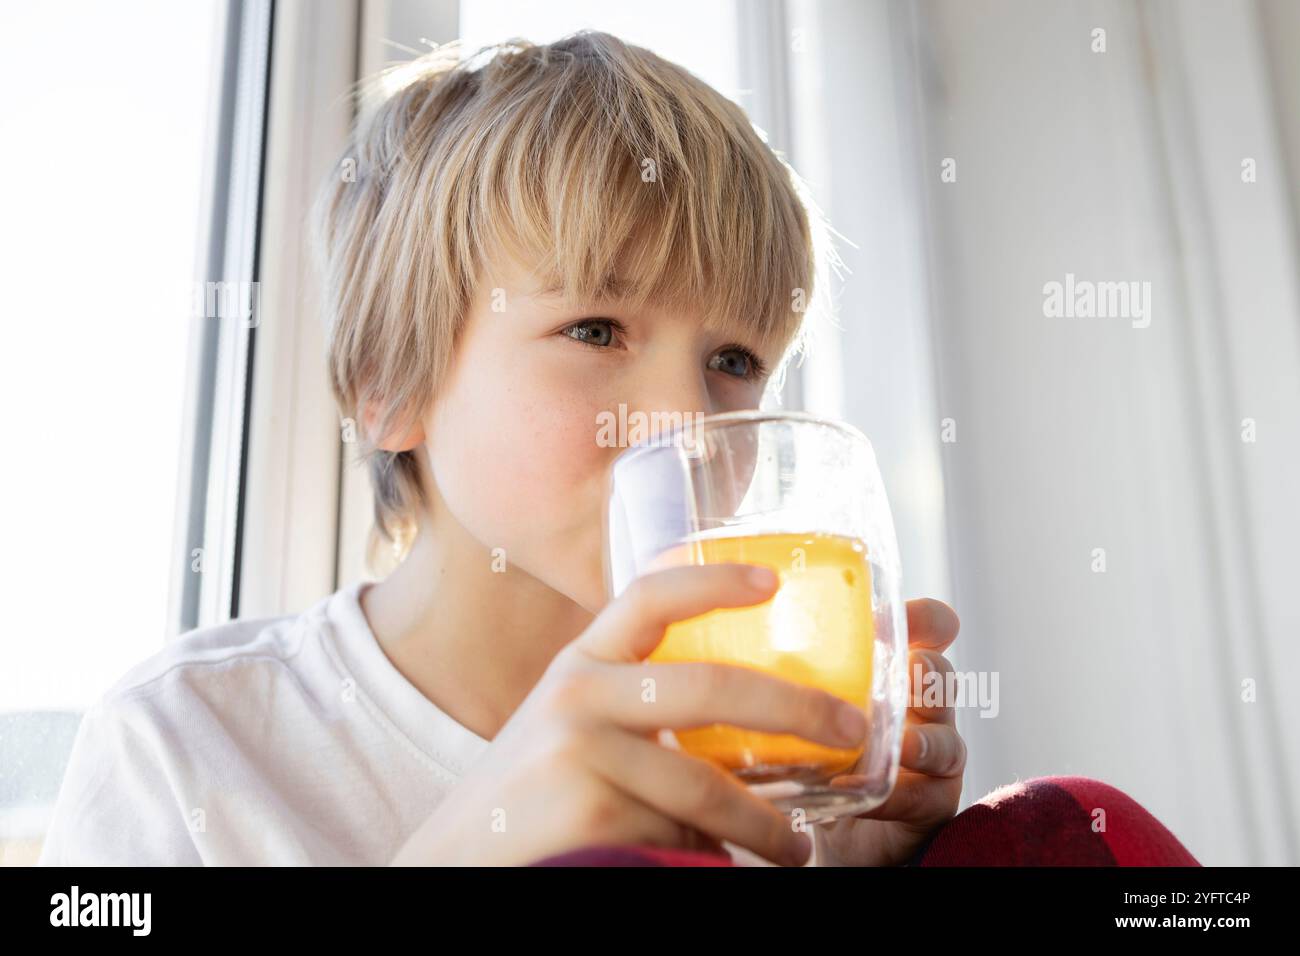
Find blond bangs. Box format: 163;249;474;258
468;41;820;350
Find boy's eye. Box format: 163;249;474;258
560;321;766;383
709;346;766;382
561;319;621;348
708;348;751;378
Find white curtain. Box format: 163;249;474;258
790;0;1300;865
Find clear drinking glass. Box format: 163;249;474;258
603;409;909;825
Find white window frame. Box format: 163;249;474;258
235;0;363;619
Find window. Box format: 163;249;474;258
0;0;229;865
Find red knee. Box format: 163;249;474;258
910;775;1200;866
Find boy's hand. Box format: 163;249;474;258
814;598;966;867
390;563;868;867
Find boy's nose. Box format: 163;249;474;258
635;381;715;443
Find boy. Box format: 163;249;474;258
39;30;964;867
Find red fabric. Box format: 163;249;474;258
530;845;735;867
907;775;1199;866
528;775;1201;867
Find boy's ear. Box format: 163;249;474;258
362;400;426;451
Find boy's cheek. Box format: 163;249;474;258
475;372;606;492
429;375;613;555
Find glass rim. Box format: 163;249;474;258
607;408;873;470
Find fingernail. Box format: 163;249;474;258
748;565;778;589
838;703;868;745
914;727;929;762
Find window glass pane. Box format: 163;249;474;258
0;0;223;865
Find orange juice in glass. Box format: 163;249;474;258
604;411;908;824
647;531;874;780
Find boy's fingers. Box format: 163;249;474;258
582;726;811;867
575;564;778;663
584;660;869;751
901;721;967;778
906;598;960;653
565;780;709;856
907;649;957;724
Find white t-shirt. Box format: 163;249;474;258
37;580;787;866
37;580;493;866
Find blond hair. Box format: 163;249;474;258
311;29;840;572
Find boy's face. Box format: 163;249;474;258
420;251;790;613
